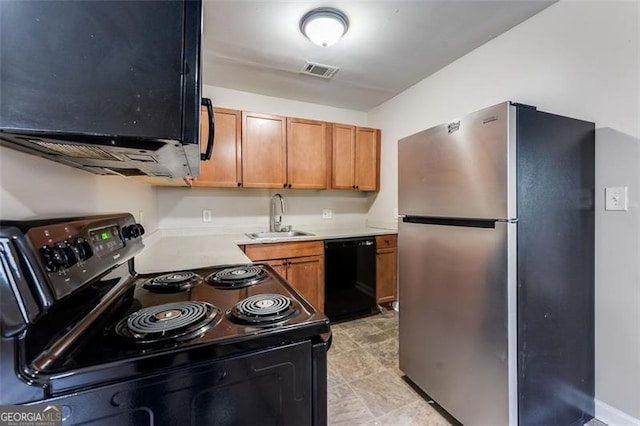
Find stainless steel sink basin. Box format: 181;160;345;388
246;230;315;240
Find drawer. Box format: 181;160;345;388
244;240;323;261
376;234;397;249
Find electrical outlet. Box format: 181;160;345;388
605;187;628;211
138;210;145;224
202;210;212;222
393;208;399;219
322;208;333;219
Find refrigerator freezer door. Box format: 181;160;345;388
398;219;517;426
398;102;516;220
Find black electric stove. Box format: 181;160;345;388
0;214;330;425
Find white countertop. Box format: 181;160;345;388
134;225;396;274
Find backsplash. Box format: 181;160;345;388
156;187;375;231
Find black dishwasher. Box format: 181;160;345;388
324;237;377;322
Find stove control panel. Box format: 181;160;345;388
89;225;125;257
25;213;145;301
121;224;145;240
39;242;78;272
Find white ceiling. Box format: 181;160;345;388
202;1;555;111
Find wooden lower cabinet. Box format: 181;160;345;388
264;259;286;278
376;235;398;303
283;255;324;312
245;241;324;311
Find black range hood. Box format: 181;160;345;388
0;0;213;178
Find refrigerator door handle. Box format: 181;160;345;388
402;216;497;229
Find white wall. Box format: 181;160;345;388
205;85;368;125
0;146;158;230
367;0;640;421
156;85;375;231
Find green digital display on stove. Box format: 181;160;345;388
90;225;124;256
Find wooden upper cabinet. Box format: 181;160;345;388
331;124;356;189
192;107;242;188
242;112;287;188
355;127;380;191
286;118;328;189
331;124;380;191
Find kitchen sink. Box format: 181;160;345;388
246;230;315;240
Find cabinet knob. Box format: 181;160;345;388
288;183;292;188
283;183;288;188
237;182;241;187
352;185;356;189
355;185;359;190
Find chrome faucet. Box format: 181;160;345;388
270;193;285;232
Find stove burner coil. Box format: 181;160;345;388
143;271;202;293
116;301;219;343
231;294;297;325
207;265;267;289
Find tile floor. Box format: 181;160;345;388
326;310;606;426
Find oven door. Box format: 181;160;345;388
35;340;322;425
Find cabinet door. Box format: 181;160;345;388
331;124;356;189
286;255;324;312
355;127;380;191
242;112;286;188
286;118;328;189
264;259;287;279
376;247;397;303
193;107;242;188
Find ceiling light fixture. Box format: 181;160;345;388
300;7;349;47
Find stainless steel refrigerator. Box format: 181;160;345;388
397;102;594;426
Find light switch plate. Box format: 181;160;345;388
322;208;333;219
605;187;628;211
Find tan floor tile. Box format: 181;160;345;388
381;318;398;337
343;322;389;346
329;327;359;355
349;369;420;417
328;383;375;426
367;312;398;331
389;365;407;378
360;336;399;368
367;399;452;426
327;361;346;388
329;348;384;383
335;316;372;330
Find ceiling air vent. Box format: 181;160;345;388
301;61;339;79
